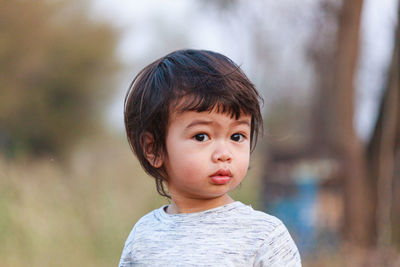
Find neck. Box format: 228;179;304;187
166;194;234;214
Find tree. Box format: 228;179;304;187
311;0;400;256
0;0;119;158
367;4;400;249
331;0;376;248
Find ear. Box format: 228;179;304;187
141;132;163;168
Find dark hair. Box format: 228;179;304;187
124;49;263;198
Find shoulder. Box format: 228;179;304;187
230;202;285;236
119;207;164;266
233;203;302;266
254;223;302;266
252;217;301;266
133;208;161;227
122;207;163;245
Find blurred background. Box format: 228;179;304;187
0;0;399;266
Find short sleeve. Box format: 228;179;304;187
119;226;136;267
254;221;301;267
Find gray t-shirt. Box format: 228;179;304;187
119;201;301;266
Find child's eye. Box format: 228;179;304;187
231;133;245;142
193;133;210;142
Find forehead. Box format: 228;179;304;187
168;108;251;128
170;96;251;119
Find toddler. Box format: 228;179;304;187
119;49;301;266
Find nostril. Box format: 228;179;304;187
212;148;233;162
219;153;232;162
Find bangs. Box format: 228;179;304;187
169;70;257;120
173;93;248;120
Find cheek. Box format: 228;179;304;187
179;153;207;176
166;147;207;178
237;151;250;173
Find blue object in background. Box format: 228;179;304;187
265;177;318;256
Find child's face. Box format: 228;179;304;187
162;107;251;209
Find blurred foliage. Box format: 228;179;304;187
0;135;162;266
0;0;119;158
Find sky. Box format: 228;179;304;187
89;0;399;140
357;0;399;140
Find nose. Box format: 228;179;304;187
212;146;232;163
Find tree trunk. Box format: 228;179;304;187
368;5;400;248
309;1;340;157
309;0;375;248
332;0;376;248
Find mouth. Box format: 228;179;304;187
210;169;232;185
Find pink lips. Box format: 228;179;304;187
210;169;232;185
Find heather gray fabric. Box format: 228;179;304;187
119;201;301;266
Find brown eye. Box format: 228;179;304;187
194;133;209;142
231;133;244;142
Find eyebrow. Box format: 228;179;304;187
185;119;251;129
